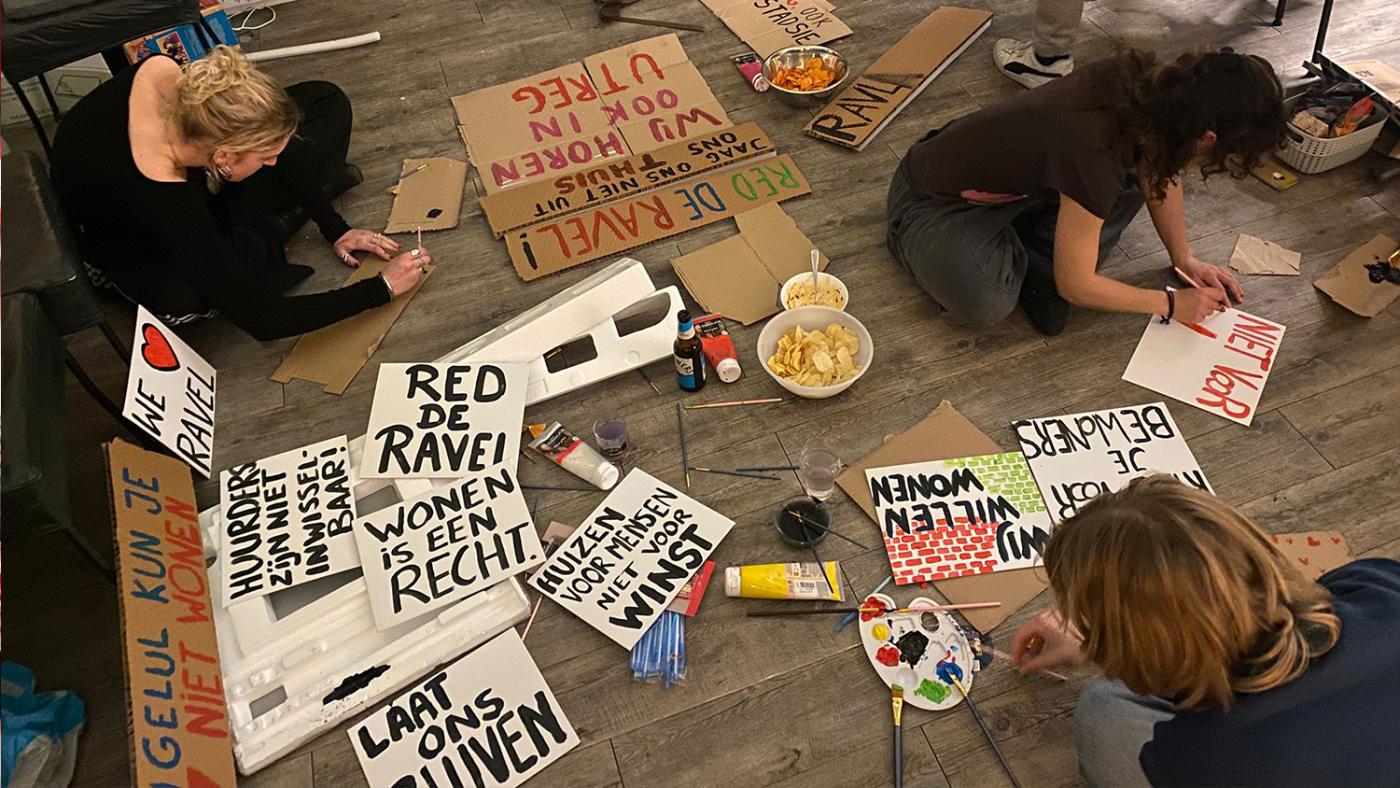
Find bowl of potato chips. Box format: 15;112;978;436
781;271;849;311
758;306;872;399
762;46;848;108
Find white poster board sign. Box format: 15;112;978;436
1012;403;1212;522
866;452;1053;585
219;435;357;605
354;465;542;629
349;629;579;788
360;362;528;479
1122;309;1285;426
123;305;217;477
529;469;733;649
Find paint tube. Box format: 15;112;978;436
693;313;742;383
731;52;770;92
723;562;843;601
526;421;620;490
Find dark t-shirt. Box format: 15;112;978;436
1141;558;1400;786
901;57;1134;219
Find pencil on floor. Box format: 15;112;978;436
676;403;690;490
683;397;783;410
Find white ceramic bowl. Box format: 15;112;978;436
756;306;873;400
779;271;849;311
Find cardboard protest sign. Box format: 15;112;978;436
700;0;853;59
1230;233;1300;276
271;257;435;395
384;158;468;233
1342;59;1400;103
453;34;732;194
1012;403;1212;523
1314;234;1400;317
349;629;578;788
105;438;236;788
672;202;827;324
123;305;217;477
530;469;734;648
866;452;1053;585
1122;309;1285;426
478;121;776;237
803;6;992;151
505;153;812;281
1269;530;1352;579
218;436;357;606
834;401;1046;633
360;362;528;479
353;464;542;629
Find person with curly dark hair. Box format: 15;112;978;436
886;50;1286;335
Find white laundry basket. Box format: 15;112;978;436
1278;106;1387;174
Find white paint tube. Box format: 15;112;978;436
245;32;381;62
526;421;620;490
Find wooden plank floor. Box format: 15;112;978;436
5;0;1400;785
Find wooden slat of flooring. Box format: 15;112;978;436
1279;364;1400;468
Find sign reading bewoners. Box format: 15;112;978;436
1012;403;1212;523
530;469;733;649
348;629;578;788
219;436;357;606
360;363;528;479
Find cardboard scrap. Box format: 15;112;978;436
1314;234;1400;317
1269;530;1352;580
1342;59;1400;103
803;6;992;151
271;258;434;394
700;0;853;58
1230;233;1300;276
671;202;827;324
384;158;468;233
452;34;732;194
479;121;776;237
105;438;237;788
835;401;1048;633
504;153;812;281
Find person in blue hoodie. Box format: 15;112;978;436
1011;475;1400;787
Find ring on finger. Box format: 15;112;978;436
410;248;421;259
373;232;384;240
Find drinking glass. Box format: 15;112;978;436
798;441;841;501
592;418;630;463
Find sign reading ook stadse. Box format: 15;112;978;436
530;469;733;648
360;363;529;479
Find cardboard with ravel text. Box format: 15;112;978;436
105;438;237;788
384;158;468;234
1269;530;1352;579
700;0;853;58
1230;233;1300;276
505;153;812;281
271;258;434;395
671;202;827;324
1122;309;1285;426
124;305;217;477
803;6;992;151
835;401;1047;633
1314;234;1400;318
479;121;776;237
348;630;578;787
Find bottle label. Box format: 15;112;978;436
675;355;696;388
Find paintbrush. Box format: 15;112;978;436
386;162;430;193
784;509;873;550
683;397;783;410
950;675;1022;788
837;576;893;632
693;467;782;481
890;680;906;788
676;403;690;490
736;464;799;472
746;601;1000;617
988;647;1069;681
637;367;663;396
522;483;597;492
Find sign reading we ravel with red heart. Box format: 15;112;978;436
123;305;217;477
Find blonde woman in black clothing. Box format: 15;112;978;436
52;46;431;340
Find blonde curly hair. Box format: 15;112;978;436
175;45;299;156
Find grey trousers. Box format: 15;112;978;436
885;164;1143;326
1074;680;1173;787
1035;0;1085;57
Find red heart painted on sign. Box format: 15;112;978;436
1332;537;1342;544
1299;557;1310;565
1284;537;1294;544
1306;536;1321;547
140;324;180;372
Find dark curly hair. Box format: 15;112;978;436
1115;50;1286;201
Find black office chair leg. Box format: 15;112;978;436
63;523;117;584
1272;0;1287;26
198;15;221;49
63;349;163;452
36;73;61;119
100;320;131;362
9;75;54;157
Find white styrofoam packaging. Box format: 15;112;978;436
1;55;110;127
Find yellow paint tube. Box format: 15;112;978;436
723;562;843;601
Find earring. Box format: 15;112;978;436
217;163;232;178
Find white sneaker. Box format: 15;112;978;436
993;38;1073;89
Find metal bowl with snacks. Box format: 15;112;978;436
761;45;848;108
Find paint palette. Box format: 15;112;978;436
858;593;972;711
